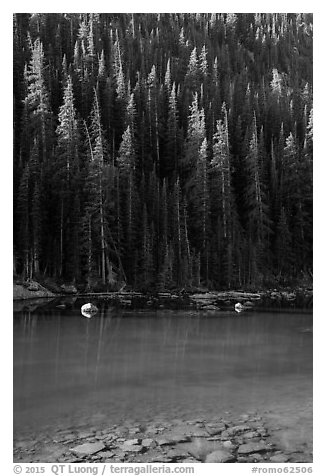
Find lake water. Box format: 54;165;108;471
13;302;312;449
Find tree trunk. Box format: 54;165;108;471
59;198;64;277
99;181;106;285
86;215;92;291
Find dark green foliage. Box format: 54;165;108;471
13;13;313;289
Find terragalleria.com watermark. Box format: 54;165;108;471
109;466;194;475
51;465;194;474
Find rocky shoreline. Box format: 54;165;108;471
13;280;312;311
14;411;312;464
13;282;55;300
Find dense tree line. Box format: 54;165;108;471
13;13;313;291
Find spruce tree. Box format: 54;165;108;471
23;37;53;164
117;125;138;282
210;103;235;287
244;113;271;284
83;90;110;286
16;164;30;278
55;75;80;278
164;82;180;178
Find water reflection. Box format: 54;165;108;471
13;306;312;434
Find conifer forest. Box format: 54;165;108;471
13;13;313;292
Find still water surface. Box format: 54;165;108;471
14;303;312;438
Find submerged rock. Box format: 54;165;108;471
191;428;210;438
179;458;200;463
239;413;250;421
242;431;261;440
156;434;191;446
238;441;271;455
270;453;290;463
76;430;95;440
70;441;105;456
182;440;226;461
165;449;191;461
121;444;144;453
123;439;140;446
221;425;251;439
222;441;238;451
142;438;155;448
129;427;141;435
206;425;226;436
247;453;264;462
205;449;235;463
256;427;269;437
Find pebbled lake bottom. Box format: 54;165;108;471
13;305;312;461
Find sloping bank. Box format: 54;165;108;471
13;281;55;300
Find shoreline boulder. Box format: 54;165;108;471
81;303;99;318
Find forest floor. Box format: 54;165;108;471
13;405;313;463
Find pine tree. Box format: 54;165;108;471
194;138;210;282
55;75;80;277
185;47;199;91
117;125;138;282
244;113;271;283
164;58;172;92
16;164;30;278
147;65;160;166
171;178;183;285
275;206;292;276
23;37;53;164
282;130;311;272
210;103;235;287
83;90;110;286
31;180;41;275
137;204;154;289
199;45;208;79
182;93;205;188
164;82;180;177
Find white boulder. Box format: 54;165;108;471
235;302;245;313
81;302;98;318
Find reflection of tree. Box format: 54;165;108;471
94;308;105;385
54;314;61;385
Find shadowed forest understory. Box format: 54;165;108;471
13;13;313;292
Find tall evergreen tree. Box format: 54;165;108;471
117;125;138;282
244;113;271;283
55;75;80;278
164;82;180;178
83;90;110;286
23;37;53;164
